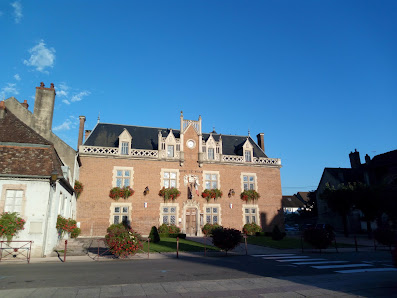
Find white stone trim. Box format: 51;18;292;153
159;202;179;226
202;170;221;190
109;202;132;226
242;204;260;226
160;168;180;189
203;203;222;226
240;172;258;191
0;184;27;217
112;166;134;188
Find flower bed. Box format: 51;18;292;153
109;186;135;200
0;212;25;242
201;189;223;202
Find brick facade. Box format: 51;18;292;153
77;116;283;236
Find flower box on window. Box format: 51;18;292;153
109;186;135;201
240;189;260;202
158;187;181;202
201;189;223;202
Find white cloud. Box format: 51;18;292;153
62;99;70;105
24;40;55;73
14;74;21;81
71;91;90;102
1;83;19;98
53;116;78;132
11;1;23;24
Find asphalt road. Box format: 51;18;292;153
0;251;394;291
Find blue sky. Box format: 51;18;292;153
1;1;396;195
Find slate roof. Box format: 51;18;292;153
0;108;63;177
84;123;268;158
323;167;365;184
282;195;305;208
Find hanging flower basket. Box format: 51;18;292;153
240;189;260;202
74;180;84;198
201;189;223;202
158;187;181;202
109;186;135;200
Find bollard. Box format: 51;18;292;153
244;235;248;255
97;239;100;260
147;238;150;259
374;237;377;251
176;237;179;259
354;236;358;252
64;240;67;262
204;235;207;257
301;236;304;253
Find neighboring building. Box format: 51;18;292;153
316;149;397;232
0;84;78;257
77;113;283;236
282;195;305;214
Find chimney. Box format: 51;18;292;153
0;101;5;119
365;154;371;164
257;133;265;152
33;82;56;133
78;116;86;149
85;130;92;141
21;100;29;109
349;149;361;169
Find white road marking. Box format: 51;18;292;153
252;254;295;257
277;258;318;262
263;256;309;259
312;264;373;269
293;260;348;265
335;268;397;274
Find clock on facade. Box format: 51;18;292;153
186;140;195;149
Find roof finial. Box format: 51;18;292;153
97;112;100;123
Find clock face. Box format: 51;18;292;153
187;140;195;149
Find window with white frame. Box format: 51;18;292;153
121;142;129;155
208;148;215;160
4;190;23;213
244;150;252;162
114;169;131;187
243;174;256;190
244;206;258;224
111;205;130;224
161;205;177;225
205;205;219;224
163;171;177;188
167;145;174;157
204;173;218;189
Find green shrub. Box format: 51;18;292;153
168;233;186;239
56;215;80;239
255;232;265;236
202;223;222;236
303;228;334;249
158;223;180;234
149;226;160;243
271;225;285;241
374;226;396;246
212;227;242;253
243;223;262;235
105;224;142;257
159;233;169;238
71;228;81;239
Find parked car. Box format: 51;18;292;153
285;224;299;232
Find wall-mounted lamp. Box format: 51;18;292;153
50;170;58;186
143;186;149;196
144;202;148;208
228;189;235;198
229;203;233;209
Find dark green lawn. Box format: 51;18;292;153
141;237;219;253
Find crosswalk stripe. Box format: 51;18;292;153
293;260;348;265
335;268;397;274
252;254;295;257
312;264;373;269
277;258;317;262
263;256;308;259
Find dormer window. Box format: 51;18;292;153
208;148;215;160
167;145;174;157
244;150;252;162
121;142;129;155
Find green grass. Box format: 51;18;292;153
245;236;362;249
140;237;219;253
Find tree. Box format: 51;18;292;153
298;190;318;219
320;183;355;237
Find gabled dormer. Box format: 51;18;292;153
243;138;253;162
202;133;222;162
158;129;180;160
118;128;132;156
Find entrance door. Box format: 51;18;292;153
186;208;197;236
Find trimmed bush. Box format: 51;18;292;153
105;224;142;257
158;223;180;235
243;223;262;236
374;226;396;246
271;225;285;241
149;226;160;243
303;228;334;249
212;227;242;253
255;232;265;236
202;223;222;236
71;227;81;239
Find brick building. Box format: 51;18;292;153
77;113;283;236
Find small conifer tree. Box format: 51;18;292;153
149;226;160;243
271;225;284;241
